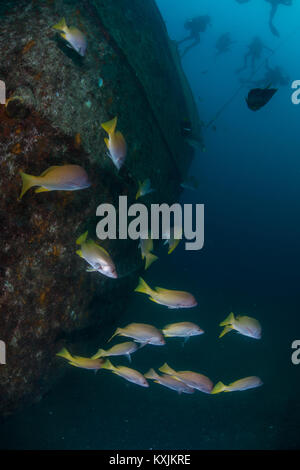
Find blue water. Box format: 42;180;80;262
1;0;300;450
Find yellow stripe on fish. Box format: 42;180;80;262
139;237;158;270
134;277;197;309
19;164;91;200
101;117;127;170
101;359;149;388
211;377;263;394
91;342;138;362
76;231;117;279
219;312;262;339
108;322;165;346
158;363;213;394
144;368;194;394
56;347;105;370
52;18;87;56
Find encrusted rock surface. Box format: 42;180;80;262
0;0;201;415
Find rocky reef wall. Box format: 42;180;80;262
0;0;201;415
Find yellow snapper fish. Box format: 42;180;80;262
163;224;183;255
136;178;155;200
108;322;165;346
52;18;87;56
162;322;204;338
76;231;117;279
219;312;262;340
159;363;213;394
139;236;158;270
91;341;138;363
19;164;91;200
211;376;263;394
102;359;149;388
134;277;197;309
101;117;127;170
56;348;105;370
144;368;195;394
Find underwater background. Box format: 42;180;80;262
0;0;300;450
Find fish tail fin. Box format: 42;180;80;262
76;231;88;245
56;347;73;361
19;171;37;200
145;253;158;270
53;17;68;32
90;349;105;360
219;325;233;339
168;239;181;255
219;312;235;326
211;381;227;394
101;359;115;371
144;368;159;380
134;277;153;295
158;363;176;376
135;185;141;200
107;328;122;343
101;116;118;135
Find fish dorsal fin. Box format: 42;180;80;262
90;349;105;360
219;312;235;326
52;17;68;32
94;241;110;256
40;166;60;178
101;117;118;135
154;287;169;293
159;363;176;376
115;130;124;140
76;231;88;245
68;26;81;35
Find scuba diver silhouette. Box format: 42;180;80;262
235;0;293;37
240;59;290;87
266;0;293;37
215;33;236;56
177;15;211;58
236;36;273;74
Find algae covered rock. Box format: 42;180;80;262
0;0;202;415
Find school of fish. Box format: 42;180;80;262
11;16;263;399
